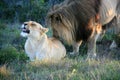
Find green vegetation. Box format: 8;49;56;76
0;46;28;64
0;0;63;23
0;0;47;23
0;58;120;80
0;0;120;80
0;22;29;65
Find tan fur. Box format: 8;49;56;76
21;21;66;62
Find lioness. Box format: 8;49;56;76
20;21;66;61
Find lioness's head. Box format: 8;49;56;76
20;21;48;39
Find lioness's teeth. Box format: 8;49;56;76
22;28;27;31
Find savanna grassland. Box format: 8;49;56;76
0;0;120;80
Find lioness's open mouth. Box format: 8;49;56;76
22;28;30;34
21;24;30;34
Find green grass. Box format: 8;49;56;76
0;58;120;80
0;22;120;80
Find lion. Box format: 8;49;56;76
20;21;66;62
47;0;102;59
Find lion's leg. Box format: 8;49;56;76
87;33;100;60
97;24;106;42
70;41;82;55
97;29;106;42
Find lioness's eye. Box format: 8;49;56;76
31;23;36;26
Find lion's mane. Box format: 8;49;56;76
47;0;101;44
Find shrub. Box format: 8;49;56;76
113;34;120;47
18;52;29;62
0;21;7;30
0;46;28;64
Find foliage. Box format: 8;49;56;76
102;33;120;47
0;22;28;64
0;0;63;23
113;34;120;47
0;45;29;64
0;21;7;30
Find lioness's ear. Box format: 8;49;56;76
41;27;49;33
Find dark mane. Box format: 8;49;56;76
47;0;101;44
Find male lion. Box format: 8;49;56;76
20;21;66;61
47;0;102;59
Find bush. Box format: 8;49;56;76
113;34;120;47
0;21;7;30
0;46;29;64
18;0;48;23
0;0;49;23
103;33;120;47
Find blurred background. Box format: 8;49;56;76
0;0;63;24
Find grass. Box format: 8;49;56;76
0;58;120;80
0;22;120;80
